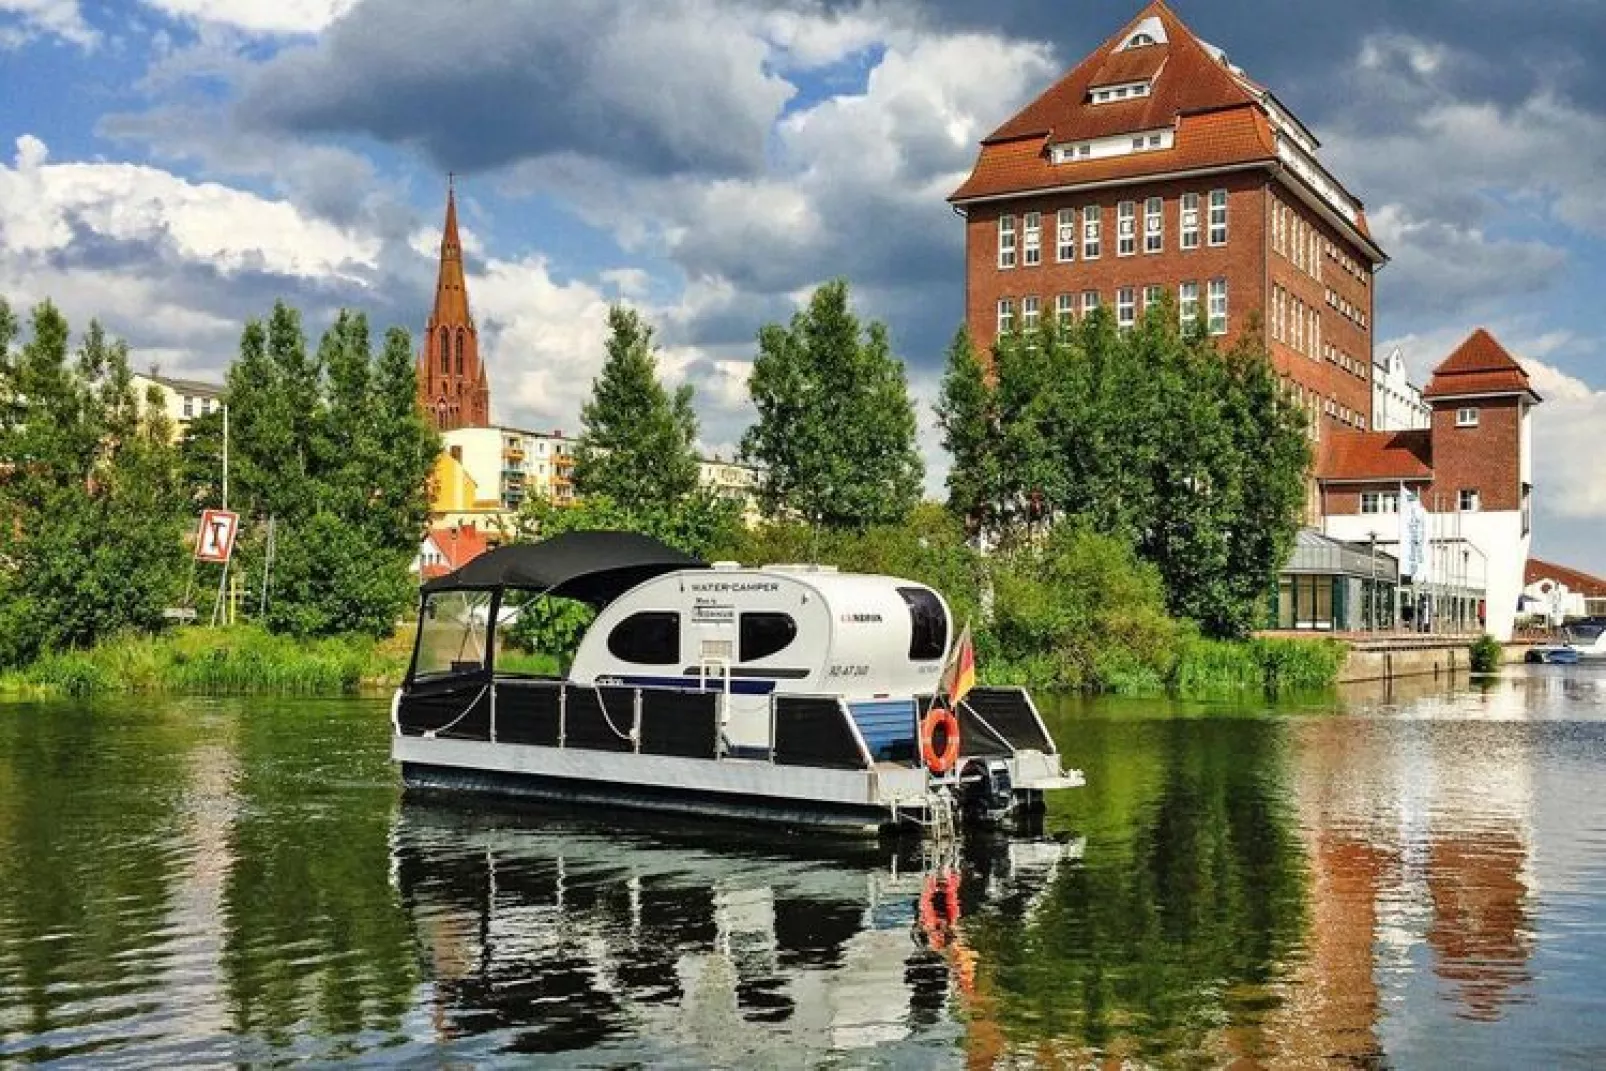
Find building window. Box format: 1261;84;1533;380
997;298;1015;335
1117;287;1136;330
1056;293;1075;324
439;326;450;373
1056;208;1076;262
1361;491;1399;515
1208;189;1228;246
1144;196;1163;253
455;328;465;375
1023;211;1041;266
182;395;194;418
1522;483;1533;536
1022;295;1040;329
1117;200;1136;256
1083;205;1102;259
1181;192;1200;250
1082;290;1100;316
997;214;1017;269
1272;287;1285;342
1179;281;1199;330
1207;278;1228;335
1143;284;1163;313
1459;489;1481;513
1456;406;1479;427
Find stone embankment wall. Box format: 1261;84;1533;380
1335;637;1529;684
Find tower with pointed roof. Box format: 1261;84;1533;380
417;180;491;431
1317;328;1541;640
950;0;1387;443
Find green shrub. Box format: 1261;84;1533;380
1469;634;1503;674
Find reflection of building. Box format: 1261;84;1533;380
132;372;225;438
415;181;491;432
949;1;1386;446
1318;330;1541;639
1266;680;1537;1063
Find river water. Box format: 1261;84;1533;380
2;665;1604;1067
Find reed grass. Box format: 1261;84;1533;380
0;626;411;698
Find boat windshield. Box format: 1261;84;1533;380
414;590;494;679
1568;624;1605;644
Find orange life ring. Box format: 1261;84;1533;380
921;705;962;776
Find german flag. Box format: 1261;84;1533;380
942;622;976;708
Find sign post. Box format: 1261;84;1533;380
195;509;240;626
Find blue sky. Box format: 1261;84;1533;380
1;0;1603;572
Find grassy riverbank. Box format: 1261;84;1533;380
0;626;1344;702
0;627;411;698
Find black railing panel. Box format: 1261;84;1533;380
773;697;869;770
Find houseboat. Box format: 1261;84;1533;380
391;531;1083;835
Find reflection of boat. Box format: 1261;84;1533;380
390;801;1076;1062
1525;645;1580;665
392;532;1082;835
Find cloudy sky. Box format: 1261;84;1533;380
1;0;1603;572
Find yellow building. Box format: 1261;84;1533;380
132;372;225;440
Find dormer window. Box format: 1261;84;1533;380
1091;81;1152;104
1130;32;1156;47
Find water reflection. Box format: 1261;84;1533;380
391;803;1073;1065
0;667;1602;1065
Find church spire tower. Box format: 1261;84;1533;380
417;177;491;431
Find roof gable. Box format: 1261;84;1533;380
984;1;1257;148
1423;329;1540;401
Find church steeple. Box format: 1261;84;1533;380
417;177;491;431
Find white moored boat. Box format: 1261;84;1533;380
391;531;1083;835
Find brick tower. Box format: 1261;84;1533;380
417;179;491;431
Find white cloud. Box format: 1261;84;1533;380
0;134;379;282
137;0;357;36
0;0;94;47
1522;356;1606;521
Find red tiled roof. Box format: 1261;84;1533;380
421;523;491;580
1423;329;1541;401
1526;558;1606;598
984;1;1256;147
1317;429;1434;482
951;105;1277;203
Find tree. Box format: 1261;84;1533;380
212;305;437;638
572;306;701;511
743;280;922;528
956;296;1310;639
0;302;187;665
935;326;1001;531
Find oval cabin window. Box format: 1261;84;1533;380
739;612;797;662
897;587;948;662
607;611;681;665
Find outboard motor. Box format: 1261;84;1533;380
959;758;1015;822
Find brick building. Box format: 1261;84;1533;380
416;180;492;432
1318;330;1541;640
948;0;1387;442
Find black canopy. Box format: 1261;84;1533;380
420;530;706;606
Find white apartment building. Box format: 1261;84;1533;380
1372;348;1430;432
